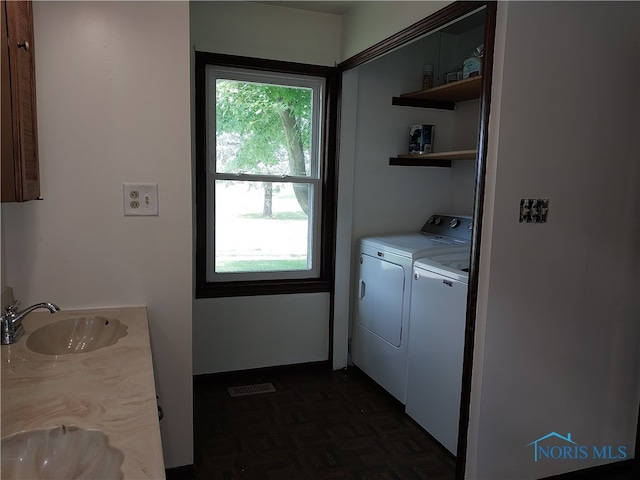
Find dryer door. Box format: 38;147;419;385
357;254;405;347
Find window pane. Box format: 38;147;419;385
216;79;313;177
215;180;313;273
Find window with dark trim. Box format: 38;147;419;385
195;52;339;298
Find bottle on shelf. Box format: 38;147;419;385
422;64;433;90
462;44;483;79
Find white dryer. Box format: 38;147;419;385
352;214;472;404
405;247;471;454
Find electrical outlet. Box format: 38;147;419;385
123;183;158;216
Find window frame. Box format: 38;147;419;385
208;66;324;282
195;52;339;298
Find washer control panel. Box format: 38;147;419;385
420;215;472;241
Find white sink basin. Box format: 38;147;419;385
26;316;127;355
1;426;124;479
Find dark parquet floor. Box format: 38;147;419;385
193;364;456;480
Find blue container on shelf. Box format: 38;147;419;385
409;124;434;154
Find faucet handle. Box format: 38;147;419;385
5;300;20;315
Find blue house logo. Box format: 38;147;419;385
526;432;627;462
526;432;579;462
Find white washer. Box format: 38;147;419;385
352;215;471;404
405;247;471;454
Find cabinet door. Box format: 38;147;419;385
1;0;39;202
1;0;15;192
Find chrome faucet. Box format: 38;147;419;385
1;301;61;345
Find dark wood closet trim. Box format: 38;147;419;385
338;1;486;71
455;3;496;479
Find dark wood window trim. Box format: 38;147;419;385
194;52;340;299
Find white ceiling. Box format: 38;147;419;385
255;1;362;15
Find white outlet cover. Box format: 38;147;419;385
123;183;159;216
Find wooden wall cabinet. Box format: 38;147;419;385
1;0;40;202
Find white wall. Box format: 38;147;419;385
2;1;193;469
190;1;340;374
192;1;341;66
334;66;360;369
193;294;329;373
349;39;455;240
1;209;6;290
467;2;640;478
340;1;453;61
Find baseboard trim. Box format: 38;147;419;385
193;360;331;386
540;458;635;479
165;464;196;480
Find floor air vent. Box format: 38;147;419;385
227;383;276;397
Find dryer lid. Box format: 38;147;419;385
359;233;462;259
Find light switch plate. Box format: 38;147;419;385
519;198;549;223
123;183;158;216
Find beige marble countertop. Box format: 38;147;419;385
1;307;165;479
